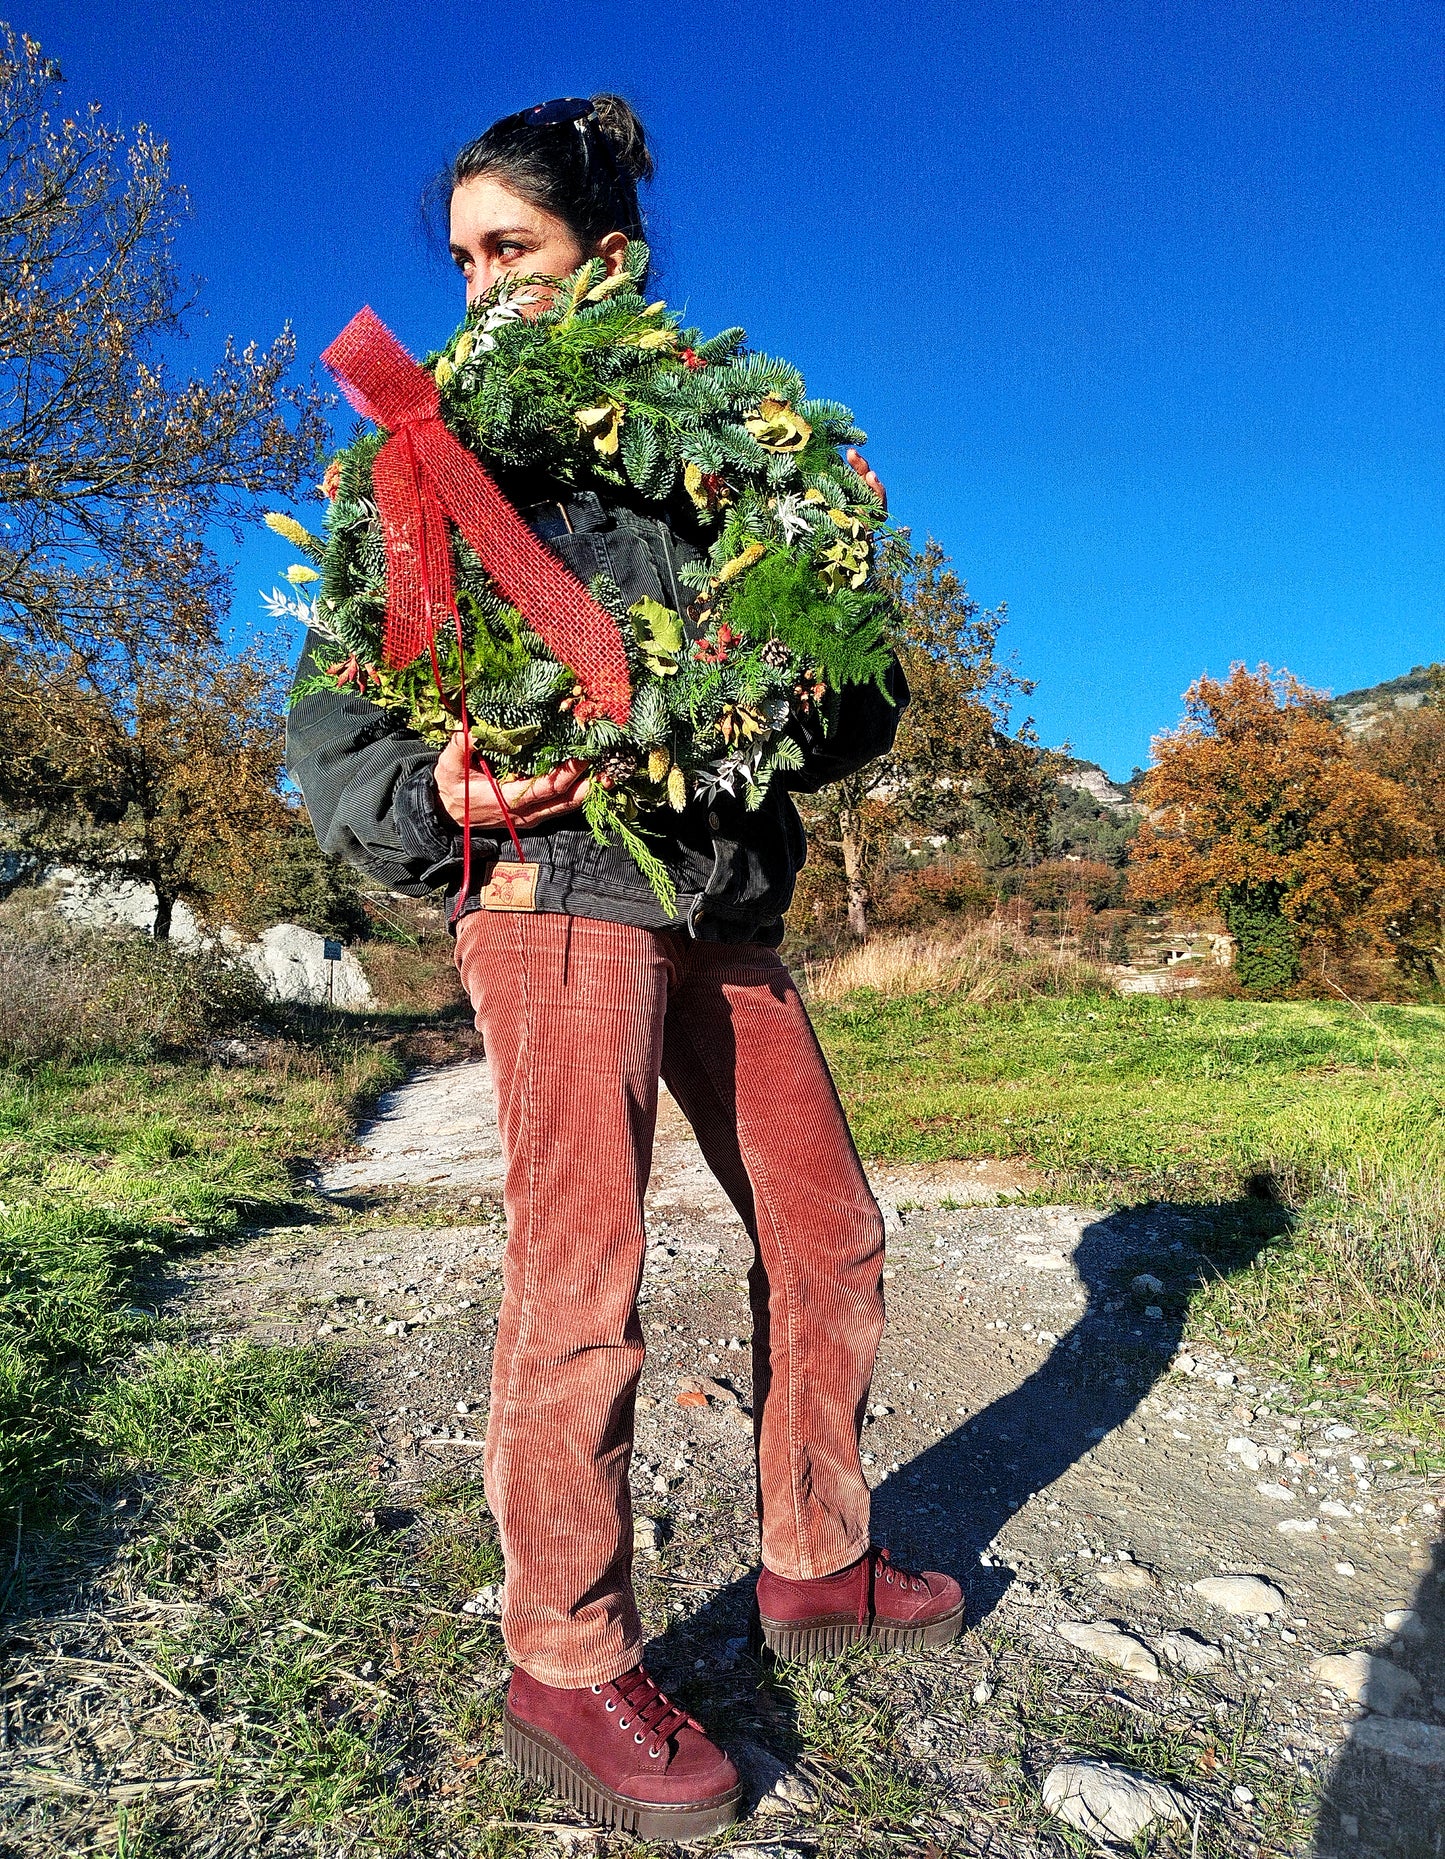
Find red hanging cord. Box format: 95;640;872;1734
400;425;526;924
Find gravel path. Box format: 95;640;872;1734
179;1060;1445;1856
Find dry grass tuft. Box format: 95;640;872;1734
1194;1162;1445;1432
805;920;1107;1005
0;909;264;1063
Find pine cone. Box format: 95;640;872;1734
760;637;794;670
593;748;639;790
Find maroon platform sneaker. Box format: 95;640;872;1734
503;1664;742;1840
756;1544;965;1659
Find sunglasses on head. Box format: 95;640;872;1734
486;97;633;230
492;96;596;135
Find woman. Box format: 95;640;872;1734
288;95;962;1842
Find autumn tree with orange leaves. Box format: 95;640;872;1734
1128;664;1442;993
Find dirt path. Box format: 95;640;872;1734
159;1058;1445;1856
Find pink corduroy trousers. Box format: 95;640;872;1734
453;910;886;1688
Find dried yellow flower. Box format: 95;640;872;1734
743;396;813;454
575;401;624;455
684;461;730;516
715;541;767;585
264;511;314;550
584;271;633;303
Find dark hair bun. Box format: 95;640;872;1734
590;94;654;185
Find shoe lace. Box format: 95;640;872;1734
592;1666;694;1760
863;1545;928;1623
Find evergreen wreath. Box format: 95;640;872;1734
265;241;894;909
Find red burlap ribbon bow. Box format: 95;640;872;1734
321;307;632;726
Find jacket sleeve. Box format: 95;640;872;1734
783;653;910;795
284;630;476;894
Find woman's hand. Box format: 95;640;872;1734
434;733;590;830
846;447;887;512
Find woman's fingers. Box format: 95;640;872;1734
846;446;888;512
436;749;591;828
505;779;591;826
435;738;596;828
504;758;588;802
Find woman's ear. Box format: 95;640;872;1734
596;230;631;276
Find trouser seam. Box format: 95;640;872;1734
667;1005;814;1578
491;915;539;1534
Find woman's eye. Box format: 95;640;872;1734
497;242;527;261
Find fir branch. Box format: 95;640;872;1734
583;785;678;913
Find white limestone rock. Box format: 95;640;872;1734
1346;1716;1445;1771
1312;1651;1422;1716
1159;1629;1225;1674
238;922;373;1008
1057;1621;1161;1682
1192;1575;1286;1617
1096;1563;1158;1595
633;1514;667;1556
1041;1760;1189;1841
1382;1608;1426;1645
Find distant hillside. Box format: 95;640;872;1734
1049;758;1142;866
1331;664;1437;736
1057;759;1139;814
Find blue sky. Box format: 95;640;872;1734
23;0;1445;776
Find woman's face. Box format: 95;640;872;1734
449;174;627;312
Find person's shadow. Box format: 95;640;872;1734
1310;1537;1444;1859
645;1190;1285;1790
867;1192;1284;1613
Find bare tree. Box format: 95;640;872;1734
0;27;327;931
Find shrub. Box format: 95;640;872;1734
1031;858;1125;911
0;916;264;1063
877;858;995;929
243;822;371;942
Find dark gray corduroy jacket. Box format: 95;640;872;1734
285;477;907;946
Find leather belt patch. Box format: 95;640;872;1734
482;862;540;911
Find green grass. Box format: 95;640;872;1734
761;1649;928;1838
5;969;1439;1854
813;990;1445;1189
1002;1662;1316;1859
0;1032;403;1530
0;1013;569;1857
73;1338;545;1856
816;986;1445;1436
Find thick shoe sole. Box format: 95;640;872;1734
757;1600;965;1661
502;1708;742;1841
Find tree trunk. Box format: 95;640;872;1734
838;804;868;940
152;889;174;941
